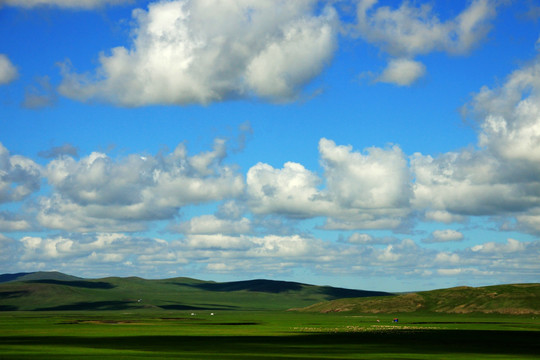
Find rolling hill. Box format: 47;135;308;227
0;272;392;311
0;271;82;283
297;283;540;315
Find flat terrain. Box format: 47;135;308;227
0;310;539;359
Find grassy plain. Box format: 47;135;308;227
0;310;538;359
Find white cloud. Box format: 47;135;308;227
411;149;534;216
455;238;540;282
434;252;460;265
412;51;540;233
0;234;19;264
245;10;337;99
320;138;411;210
181;234;252;251
424;229;464;243
174;233;336;276
246;138;412;230
424;210;465;224
348;233;397;245
377;58;426;86
17;233;181;274
4;230;539;287
0;143;42;204
319;138;412;229
355;0;495;56
1;0;131;9
38;143;78;159
470;238;526;254
22;76;57;109
0;211;31;232
0;54;18;85
173;215;251;235
246;161;327;218
473;57;540;163
355;0;496;85
515;208;540;233
37;139;243;232
58;0;338;106
348;233;373;244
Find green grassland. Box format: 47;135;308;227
0;274;539;359
0;310;539;359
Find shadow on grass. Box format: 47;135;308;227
0;290;29;299
159;304;239;310
27;280;115;289
319;286;392;299
179;280;394;298
34;301;135;311
0;330;538;358
183;279;304;293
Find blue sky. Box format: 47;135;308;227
1;0;539;291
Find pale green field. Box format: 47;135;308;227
0;311;538;359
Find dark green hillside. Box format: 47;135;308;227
298;283;540;315
0;271;82;283
0;272;392;311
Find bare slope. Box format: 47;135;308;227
298;284;540;315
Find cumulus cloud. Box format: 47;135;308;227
0;54;18;85
376;58;426;86
37;139;243;232
356;0;495;56
13;232;334;278
247;161;327;218
176;233;334;274
320;139;410;210
319;138;412;229
0;234;20;265
457;238;540;281
472;56;540;163
434;252;461;265
470;238;526;254
22;76;57;109
58;0;338;106
411;149;537;216
0;143;42;204
424;210;465;224
355;0;496;85
424;229;464;243
245;138;412;230
347;233;397;245
1;0;131;9
173;215;251;235
17;233;179;276
0;211;31;232
5;228;539;286
412;51;540;233
38;143;78;159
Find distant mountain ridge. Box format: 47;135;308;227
0;271;392;311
